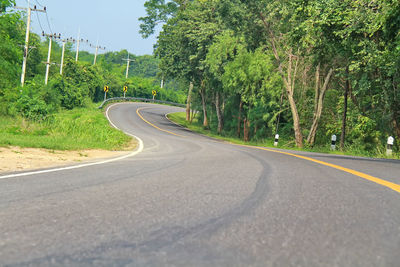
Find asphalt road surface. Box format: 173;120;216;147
1;102;400;266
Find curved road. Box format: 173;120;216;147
1;103;400;266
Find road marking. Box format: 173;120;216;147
165;113;184;128
236;144;400;194
136;107;186;138
164;112;400;194
0;104;144;180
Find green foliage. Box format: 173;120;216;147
0;9;23;89
139;0;180;38
150;0;399;156
14;95;49;121
1;0;399;157
0;105;131;150
0;9;184;122
0;0;14;13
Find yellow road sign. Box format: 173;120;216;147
152;90;157;96
123;86;128;92
104;86;109;92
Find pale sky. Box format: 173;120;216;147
15;0;160;55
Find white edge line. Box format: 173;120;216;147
0;103;144;180
165;112;186;128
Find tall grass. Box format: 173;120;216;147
0;104;132;150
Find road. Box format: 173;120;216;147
1;102;400;266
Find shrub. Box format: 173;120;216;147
14;94;49;121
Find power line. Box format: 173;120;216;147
44;8;53;34
34;0;45;8
34;8;44;32
34;0;46;34
23;0;48;36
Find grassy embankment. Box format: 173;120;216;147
0;103;132;151
168;112;398;159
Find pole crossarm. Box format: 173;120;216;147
14;5;46;13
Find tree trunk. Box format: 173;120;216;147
186;82;193;121
200;85;208;128
285;52;304;148
190;108;195;123
287;93;303;147
237;99;243;138
312;63;321;122
243;118;249;142
340;68;349;150
215;91;224;134
307;67;334;146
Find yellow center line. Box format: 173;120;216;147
136;107;186;138
137;108;399;193
235;144;400;194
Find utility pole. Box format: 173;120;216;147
14;1;46;87
60;37;74;75
122;52;135;79
60;39;66;75
75;28;80;62
43;32;61;85
75;37;90;63
90;41;106;65
160;75;164;88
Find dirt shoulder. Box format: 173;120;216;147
0;140;138;174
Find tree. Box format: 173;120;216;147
0;0;23;90
139;0;181;38
156;0;221;127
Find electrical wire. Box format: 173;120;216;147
35;8;44;33
45;11;53;34
34;0;45;8
34;0;54;34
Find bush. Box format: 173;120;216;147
14;94;49;121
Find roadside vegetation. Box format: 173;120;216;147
139;0;400;158
0;104;132;150
1;0;399;158
0;0;185;151
168;112;399;159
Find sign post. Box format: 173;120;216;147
123;86;128;98
104;85;109;101
387;136;394;156
152;90;157;101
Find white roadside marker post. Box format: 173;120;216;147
331;135;337;150
387;136;394;156
274;134;279;147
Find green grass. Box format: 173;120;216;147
0;103;132;151
168;112;399;159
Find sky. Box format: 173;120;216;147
15;0;159;55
